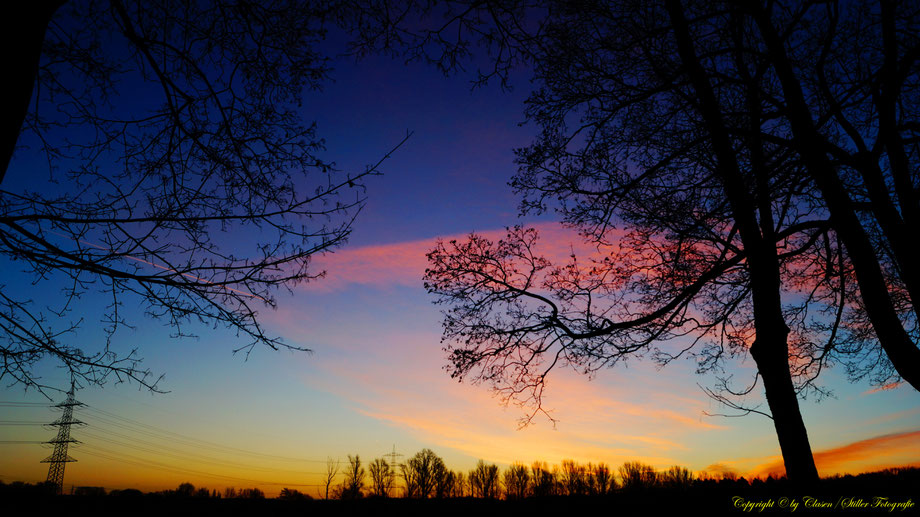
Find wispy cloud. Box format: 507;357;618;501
300;331;726;470
750;430;920;478
278;222;920;480
303;222;612;292
862;382;904;395
702;462;742;478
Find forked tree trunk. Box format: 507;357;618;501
665;0;819;483
750;4;920;393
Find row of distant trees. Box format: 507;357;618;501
159;483;315;500
0;480;273;499
87;482;272;499
4;465;918;501
324;449;742;500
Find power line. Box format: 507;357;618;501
80;405;335;463
2;399;342;465
64;402;338;488
6;396;361;490
77;428;327;476
79;445;323;487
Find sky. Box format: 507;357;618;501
1;20;919;497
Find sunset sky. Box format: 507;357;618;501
1;28;919;497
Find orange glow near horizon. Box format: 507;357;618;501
750;430;920;479
7;425;918;497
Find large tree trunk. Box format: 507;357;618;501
1;1;64;184
751;4;920;392
875;0;920;308
665;0;819;483
749;314;820;482
747;224;819;483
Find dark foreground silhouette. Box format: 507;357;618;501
2;467;917;516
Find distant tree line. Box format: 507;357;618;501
325;449;759;500
2;462;918;504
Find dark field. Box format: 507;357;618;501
3;468;917;516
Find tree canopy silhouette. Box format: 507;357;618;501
0;1;406;392
397;0;919;483
401;448;446;499
411;0;822;482
368;457;395;497
340;454;366;499
735;0;920;391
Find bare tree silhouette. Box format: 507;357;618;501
530;461;558;497
341;0;920;485
503;462;530;500
323;457;339;500
401;448;445;499
587;462;615;496
619;461;658;491
448;470;467;498
559;459;587;496
340;454;365;499
661;465;693;490
368;457;394;498
468;460;501;499
323;0;818;486
737;0;920;391
432;458;452;498
404;0;883;483
0;0;408;393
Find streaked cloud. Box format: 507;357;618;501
303;222;612;292
701;462;741;478
750;430;920;478
300;330;728;471
862;382;904;395
273;222;920;482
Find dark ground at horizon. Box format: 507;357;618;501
2;469;918;516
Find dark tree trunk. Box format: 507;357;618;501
749;308;820;483
665;0;819;483
854;0;920;318
1;1;64;184
747;235;818;483
751;4;920;392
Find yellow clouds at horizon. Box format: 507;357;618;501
307;334;729;471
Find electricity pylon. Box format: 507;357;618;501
384;444;404;470
41;387;84;494
383;444;404;497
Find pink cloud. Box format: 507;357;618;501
303;222;615;292
861;407;920;428
862;382;904;395
537;372;727;431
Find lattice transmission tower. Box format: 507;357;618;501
384;444;404;471
41;387;84;494
383;444;404;496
